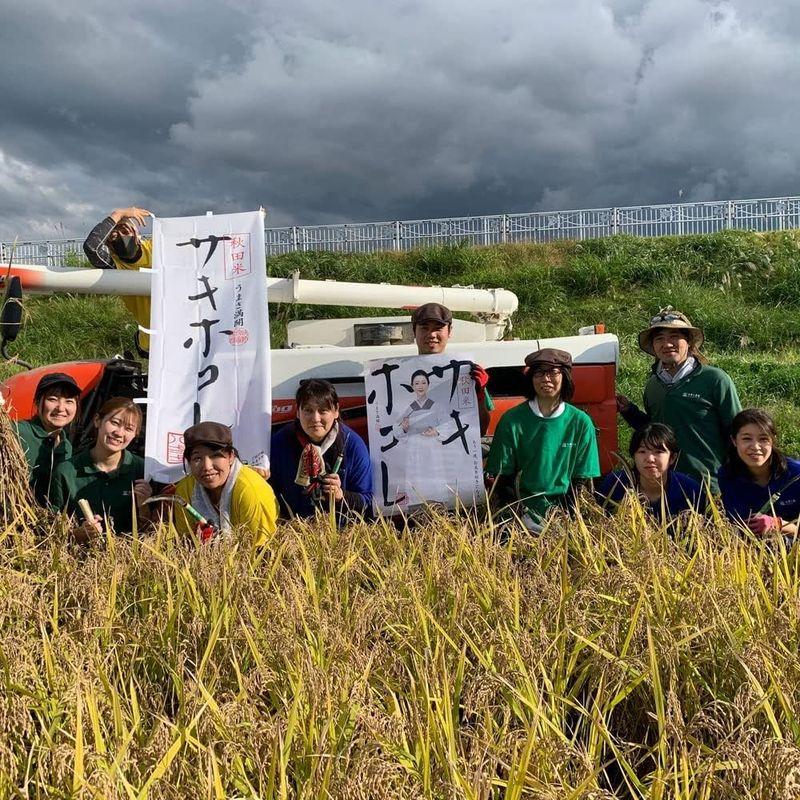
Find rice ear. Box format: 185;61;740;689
0;400;38;527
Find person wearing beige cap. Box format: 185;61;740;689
411;302;491;434
171;421;278;546
485;348;600;528
617;308;741;492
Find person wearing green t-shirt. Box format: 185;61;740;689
50;397;153;542
15;372;82;506
485;348;600;528
616;308;741;492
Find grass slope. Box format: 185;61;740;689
3;230;800;449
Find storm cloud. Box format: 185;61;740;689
1;0;798;240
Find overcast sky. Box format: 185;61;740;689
1;0;798;240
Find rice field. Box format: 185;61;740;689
2;409;799;799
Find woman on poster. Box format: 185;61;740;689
394;370;454;505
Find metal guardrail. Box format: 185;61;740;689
3;196;799;265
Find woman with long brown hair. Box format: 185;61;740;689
51;397;152;540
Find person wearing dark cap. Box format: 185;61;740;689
172;421;279;546
15;372;82;505
411;302;491;434
485;348;600;528
617;308;741;492
83;206;153;355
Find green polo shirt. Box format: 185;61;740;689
642;363;741;492
50;449;144;532
486;401;600;521
14;417;73;506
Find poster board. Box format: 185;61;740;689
365;353;485;514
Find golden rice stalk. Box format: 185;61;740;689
0;400;39;530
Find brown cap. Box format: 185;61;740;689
524;348;573;370
35;372;81;400
183;421;233;458
411;302;453;327
638;308;704;356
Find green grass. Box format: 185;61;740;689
5;229;800;451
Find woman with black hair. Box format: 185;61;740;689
397;370;443;438
392;369;457;506
718;408;800;538
596;423;705;521
15;372;82;505
485;348;599;527
269;379;372;521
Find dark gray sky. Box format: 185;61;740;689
1;0;798;240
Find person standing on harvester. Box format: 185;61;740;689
617;308;741;492
83;206;153;355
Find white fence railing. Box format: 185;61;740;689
3;196;799;266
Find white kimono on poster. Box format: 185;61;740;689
394;386;450;504
365;354;486;515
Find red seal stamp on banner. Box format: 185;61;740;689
167;432;185;464
228;327;250;346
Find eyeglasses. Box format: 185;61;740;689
532;366;562;378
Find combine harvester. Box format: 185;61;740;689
0;263;619;470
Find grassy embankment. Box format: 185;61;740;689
1;231;800;797
5;230;800;449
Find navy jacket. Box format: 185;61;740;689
718;457;800;523
597;469;706;521
269;422;373;521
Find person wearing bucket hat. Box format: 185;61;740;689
170;421;279;546
485;348;600;528
411;302;492;435
617;307;741;492
15;372;82;506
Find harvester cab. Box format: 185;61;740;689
0;263;620;472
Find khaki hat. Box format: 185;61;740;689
183;421;233;458
638;308;704;356
410;302;453;328
524;348;573;370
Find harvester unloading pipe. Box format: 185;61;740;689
2;263;518;320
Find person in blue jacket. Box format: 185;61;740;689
269;379;372;522
718;408;800;539
597;423;705;521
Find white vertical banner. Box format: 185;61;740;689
365;353;486;515
145;210;270;483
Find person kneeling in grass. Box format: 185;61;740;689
269;379;372;522
596;423;705;522
173;422;279;546
718;408;800;540
485;348;600;531
15;372;82;506
51;397;152;541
